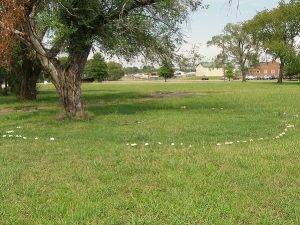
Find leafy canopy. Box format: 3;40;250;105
244;0;300;62
34;0;204;64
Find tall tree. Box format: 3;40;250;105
208;23;259;82
244;0;300;83
0;0;204;118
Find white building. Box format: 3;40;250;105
196;62;224;77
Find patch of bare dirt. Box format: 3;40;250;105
0;106;49;114
148;91;209;99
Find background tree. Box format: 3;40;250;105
85;54;108;82
225;63;235;81
124;67;140;75
208;23;259;82
107;62;125;81
244;1;300;83
187;44;203;72
175;54;190;72
176;44;203;72
0;0;204;118
285;53;300;79
142;65;156;74
17;44;42;100
158;61;175;82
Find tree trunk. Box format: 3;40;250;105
240;63;247;82
3;78;8;96
242;70;247;82
54;68;84;118
24;22;91;118
277;61;284;84
0;78;3;95
19;59;41;100
242;73;246;82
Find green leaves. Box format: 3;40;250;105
84;53;108;81
207;23;259;79
245;1;300;61
158;61;175;81
35;0;204;63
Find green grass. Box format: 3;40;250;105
1;81;300;224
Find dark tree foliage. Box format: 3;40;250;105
158;61;175;82
107;62;125;81
85;54;108;82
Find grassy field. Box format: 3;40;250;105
1;81;300;224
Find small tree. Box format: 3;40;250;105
158;62;175;82
85;54;108;82
225;63;235;81
107;62;124;81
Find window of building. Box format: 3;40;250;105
264;69;268;74
271;70;275;74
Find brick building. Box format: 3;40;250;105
248;61;280;78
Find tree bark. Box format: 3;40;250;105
277;61;284;84
240;62;247;82
54;68;84;117
242;72;246;82
19;52;42;100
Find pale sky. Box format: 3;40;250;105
180;0;279;60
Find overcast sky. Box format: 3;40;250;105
181;0;279;60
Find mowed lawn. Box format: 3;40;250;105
0;81;300;224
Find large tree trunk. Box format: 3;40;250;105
55;68;84;117
277;61;284;84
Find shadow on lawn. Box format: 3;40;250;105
1;89;233;117
85;92;231;116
